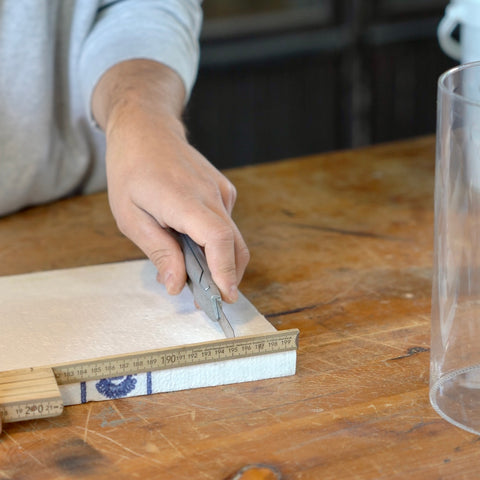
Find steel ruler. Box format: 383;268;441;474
0;328;299;424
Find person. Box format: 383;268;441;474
0;0;250;303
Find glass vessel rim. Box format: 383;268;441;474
439;61;480;107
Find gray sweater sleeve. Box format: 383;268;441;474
78;0;202;122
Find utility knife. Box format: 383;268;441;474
179;234;235;338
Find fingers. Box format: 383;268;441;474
105;129;249;302
114;205;187;295
155;197;248;302
175;205;249;303
114;199;249;302
174;165;247;297
203;222;249;302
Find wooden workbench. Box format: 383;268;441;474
0;136;472;479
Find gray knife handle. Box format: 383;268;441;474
180;234;221;322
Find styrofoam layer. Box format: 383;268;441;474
60;351;297;405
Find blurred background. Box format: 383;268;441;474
185;0;456;169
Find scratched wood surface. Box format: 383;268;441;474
0;136;474;479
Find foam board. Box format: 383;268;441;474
0;260;296;405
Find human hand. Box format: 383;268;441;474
105;112;249;302
92;61;249;302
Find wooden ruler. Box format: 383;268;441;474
0;329;299;424
0;368;64;423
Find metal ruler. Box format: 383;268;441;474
0;329;299;424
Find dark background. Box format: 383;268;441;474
184;0;456;169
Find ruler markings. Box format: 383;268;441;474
0;367;63;423
0;397;64;423
53;329;299;385
0;329;298;424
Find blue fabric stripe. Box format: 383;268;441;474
80;382;87;403
147;371;152;395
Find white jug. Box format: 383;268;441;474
438;0;480;63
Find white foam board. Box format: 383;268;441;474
0;260;296;405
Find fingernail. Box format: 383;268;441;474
228;285;238;303
164;272;175;294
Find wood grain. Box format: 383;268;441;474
0;368;59;402
0;136;471;479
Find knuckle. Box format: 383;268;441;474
210;224;235;246
228;185;237;210
148;247;174;270
108;195;134;236
219;181;237;212
218;261;237;276
239;244;251;265
225;182;237;203
112;212;132;237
